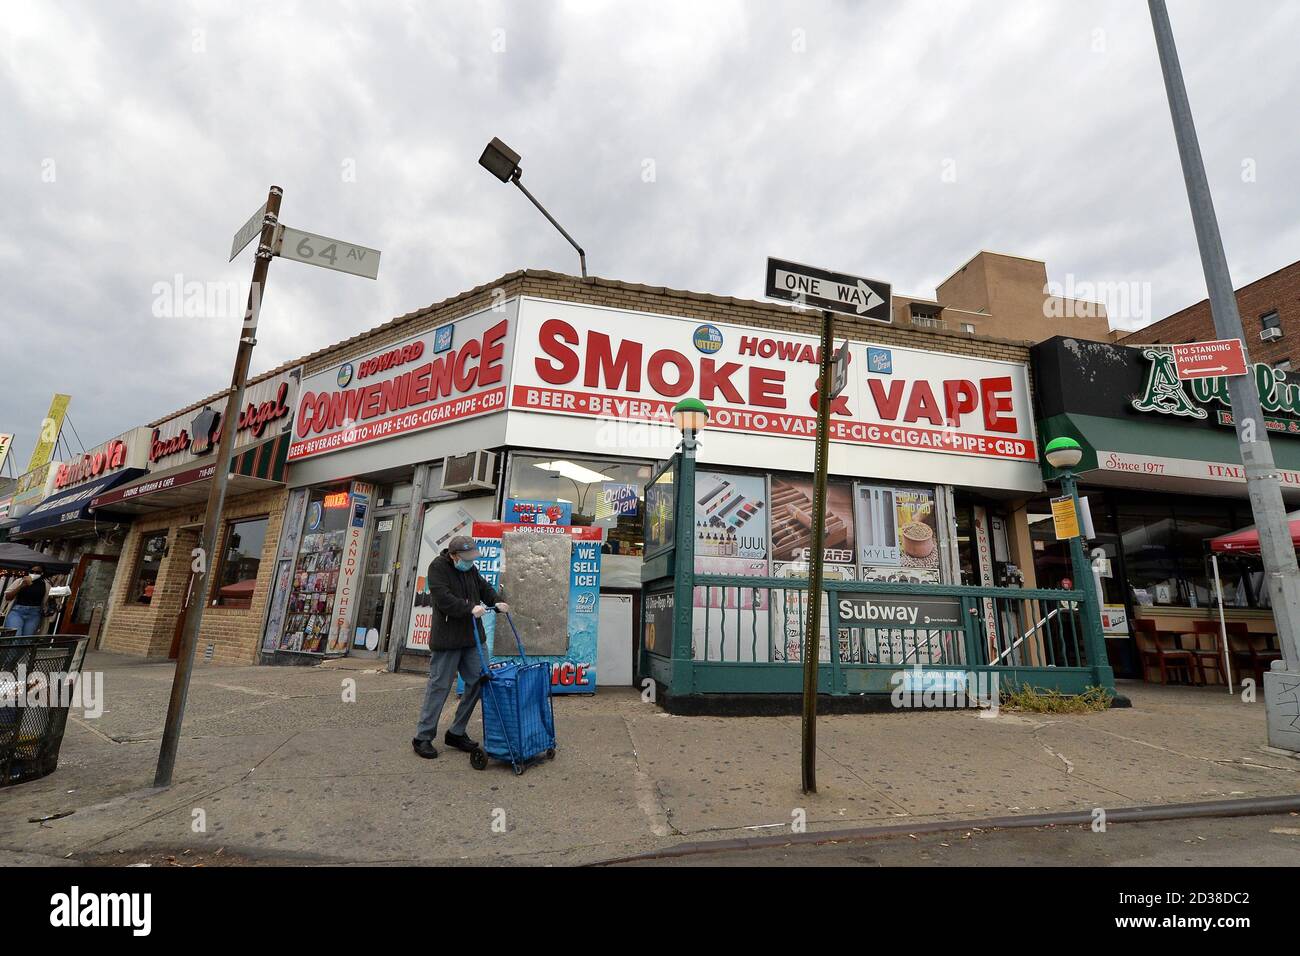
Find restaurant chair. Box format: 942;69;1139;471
1133;619;1197;685
1188;620;1238;687
1230;631;1283;690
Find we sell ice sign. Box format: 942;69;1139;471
471;521;602;694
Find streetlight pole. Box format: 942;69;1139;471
479;137;588;278
1147;1;1300;699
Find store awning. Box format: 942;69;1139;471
1209;511;1300;553
89;433;290;516
0;542;75;573
11;468;148;537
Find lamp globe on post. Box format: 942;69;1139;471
1044;436;1083;473
671;398;709;457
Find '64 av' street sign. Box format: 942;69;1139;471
274;225;382;280
765;257;892;323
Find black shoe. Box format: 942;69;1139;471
412;737;439;759
444;731;478;753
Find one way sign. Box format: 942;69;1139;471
765;257;892;323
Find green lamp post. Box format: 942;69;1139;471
1044;436;1110;687
671;398;709;458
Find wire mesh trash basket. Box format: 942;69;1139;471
0;635;89;787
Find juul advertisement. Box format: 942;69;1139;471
288;307;512;462
508;300;1037;464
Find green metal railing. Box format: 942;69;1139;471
639;449;1115;700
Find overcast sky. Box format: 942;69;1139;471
3;0;1298;469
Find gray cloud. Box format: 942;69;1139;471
2;0;1297;465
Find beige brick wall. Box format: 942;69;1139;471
100;487;288;665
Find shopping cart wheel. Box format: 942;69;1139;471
470;747;487;771
546;748;556;760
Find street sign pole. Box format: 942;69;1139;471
155;185;283;788
1150;1;1300;691
801;309;835;795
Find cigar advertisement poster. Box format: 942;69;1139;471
854;483;940;584
769;476;855;565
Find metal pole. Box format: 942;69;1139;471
1149;0;1300;671
1062;470;1108;682
387;462;432;673
154;185;282;788
511;175;587;278
801;310;834;794
1212;553;1234;694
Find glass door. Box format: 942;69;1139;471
350;511;407;657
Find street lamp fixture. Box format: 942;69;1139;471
1044;436;1083;472
478;136;588;278
671;397;709;456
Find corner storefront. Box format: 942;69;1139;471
259;272;1048;690
92;368;299;664
1030;336;1300;679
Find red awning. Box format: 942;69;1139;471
1209;511;1300;553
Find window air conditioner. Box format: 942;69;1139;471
1261;327;1283;342
440;450;497;493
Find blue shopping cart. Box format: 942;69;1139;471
468;608;557;775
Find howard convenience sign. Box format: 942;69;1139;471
287;296;1038;466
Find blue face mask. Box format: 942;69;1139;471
454;558;474;572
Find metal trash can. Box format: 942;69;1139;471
0;635;89;786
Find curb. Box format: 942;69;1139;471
590;793;1300;864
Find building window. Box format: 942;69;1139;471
1261;310;1282;331
127;532;169;605
506;454;653;588
212;516;270;608
1275;358;1291;374
961;322;976;335
910;308;941;329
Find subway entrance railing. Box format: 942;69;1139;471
638;450;1115;702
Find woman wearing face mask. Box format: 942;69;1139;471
411;536;510;760
4;565;50;636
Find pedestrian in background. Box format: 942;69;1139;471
4;565;50;636
411;536;509;759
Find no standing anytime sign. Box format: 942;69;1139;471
1171;338;1248;380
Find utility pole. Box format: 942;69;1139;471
1148;3;1300;706
155;186;282;788
801;310;835;794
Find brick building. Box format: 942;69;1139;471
82;262;1101;673
893;250;1115;344
1120;258;1300;370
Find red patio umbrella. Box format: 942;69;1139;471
1209;511;1300;553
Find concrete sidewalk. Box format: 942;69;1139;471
1;652;1297;866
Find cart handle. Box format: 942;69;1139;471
468;606;528;677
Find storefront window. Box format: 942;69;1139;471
507;454;653;588
281;487;350;652
127;532;169;605
213;516;269;608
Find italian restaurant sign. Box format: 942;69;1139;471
509;301;1037;462
1132;348;1300;436
148;368;301;470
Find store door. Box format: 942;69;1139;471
350;511;408;658
169;570;200;660
63;554;119;636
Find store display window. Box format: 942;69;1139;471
127;531;169;605
507;454;653;588
279;487;350;652
212;516;269;608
